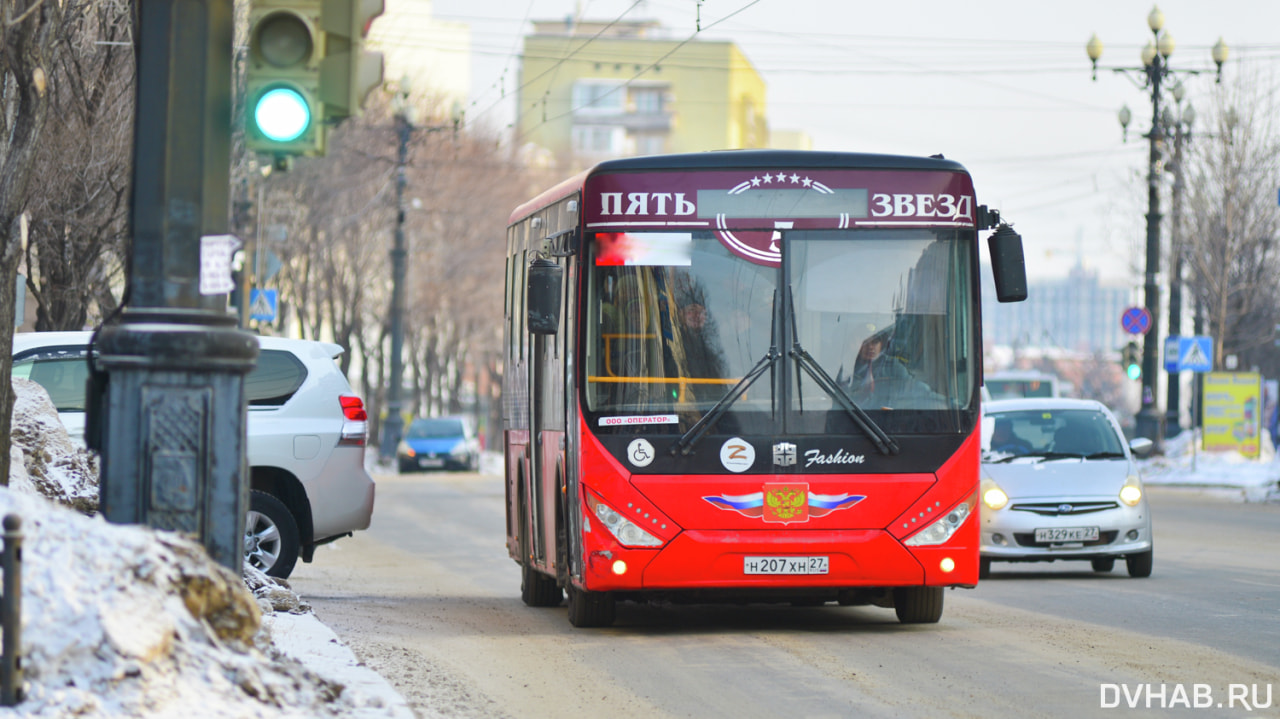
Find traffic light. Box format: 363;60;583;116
246;0;326;156
245;0;383;160
1122;341;1142;380
319;0;385;122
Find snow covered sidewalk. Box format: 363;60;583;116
265;612;413;719
0;378;413;718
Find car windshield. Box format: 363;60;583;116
982;408;1126;460
407;418;465;439
582;229;977;436
12;356;90;411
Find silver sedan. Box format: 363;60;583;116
979;397;1155;578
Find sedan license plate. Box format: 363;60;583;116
1034;527;1099;543
743;556;829;575
418;457;445;468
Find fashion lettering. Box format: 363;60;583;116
803;448;866;468
600;192;696;216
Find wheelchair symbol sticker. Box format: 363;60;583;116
627;438;655;468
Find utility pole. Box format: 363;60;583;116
91;0;257;572
380;80;414;464
1164;97;1193;438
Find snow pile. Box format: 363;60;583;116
8;378;98;514
2;379;394;718
1138;428;1280;502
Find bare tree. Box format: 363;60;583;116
1182;73;1280;376
0;0;79;484
23;0;132;330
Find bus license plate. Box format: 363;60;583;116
1034;527;1099;543
743;556;829;575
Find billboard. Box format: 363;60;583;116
1201;372;1262;458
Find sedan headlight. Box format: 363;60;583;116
981;478;1009;510
396;441;414;458
1120;477;1143;506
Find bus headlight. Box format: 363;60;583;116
981;479;1009;510
904;499;973;547
1120;478;1143;507
584;490;663;547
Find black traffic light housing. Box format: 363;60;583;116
1122;341;1142;380
245;0;326;155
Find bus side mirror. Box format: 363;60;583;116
527;258;563;335
988;224;1028;303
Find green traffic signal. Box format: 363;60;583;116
254;87;312;142
1126;360;1142;380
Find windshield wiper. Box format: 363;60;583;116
670;347;779;456
1019;451;1085;461
789;344;899;456
671;291;780;456
785;286;898;456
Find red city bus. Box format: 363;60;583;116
503;150;1027;627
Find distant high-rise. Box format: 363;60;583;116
982;262;1135;356
516;18;768;165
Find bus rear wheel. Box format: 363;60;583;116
566;585;615;627
521;561;563;607
893;586;944;624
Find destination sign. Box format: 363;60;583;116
585;169;975;230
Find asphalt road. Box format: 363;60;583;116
289;472;1280;719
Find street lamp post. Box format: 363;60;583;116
1163;90;1195;438
380;80;416;465
1086;7;1227;442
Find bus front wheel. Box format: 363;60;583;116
566;585;615;628
893;586;944;624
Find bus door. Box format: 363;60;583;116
528;253;569;570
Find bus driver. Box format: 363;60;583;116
841;331;909;404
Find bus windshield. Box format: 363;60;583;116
583;228;976;435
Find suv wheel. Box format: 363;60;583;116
246;490;300;578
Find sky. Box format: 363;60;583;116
418;0;1280;284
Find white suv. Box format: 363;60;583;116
11;331;375;578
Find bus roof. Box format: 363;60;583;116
507;150;971;226
591;149;969;174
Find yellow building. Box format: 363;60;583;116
517;19;768;165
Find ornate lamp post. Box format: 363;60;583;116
1086;7;1227;441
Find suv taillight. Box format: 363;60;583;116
339;395;368;446
340;395;368;421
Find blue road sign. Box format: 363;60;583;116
1164;335;1213;372
1121;306;1152;335
249;288;278;323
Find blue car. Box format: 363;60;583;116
397;416;480;472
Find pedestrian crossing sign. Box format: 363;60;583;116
1164;335;1213;373
250;288;278;323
